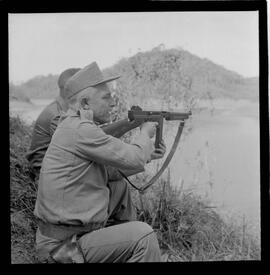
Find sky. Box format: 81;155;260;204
8;12;259;84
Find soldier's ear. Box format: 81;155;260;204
81;97;89;110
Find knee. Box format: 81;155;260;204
133;221;159;245
129;221;155;240
138;229;160;251
128;222;161;262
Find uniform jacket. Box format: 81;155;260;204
34;109;154;226
26;97;66;175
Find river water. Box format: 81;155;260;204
170;110;260;232
9;98;261;237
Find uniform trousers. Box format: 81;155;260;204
36;180;162;263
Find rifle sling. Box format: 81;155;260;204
117;169;142;192
140;121;185;192
118;121;185;193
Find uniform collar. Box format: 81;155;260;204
57;108;79;124
64;109;96;125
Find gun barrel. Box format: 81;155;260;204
165;111;192;121
128;110;192;121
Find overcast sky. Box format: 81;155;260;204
8;12;259;84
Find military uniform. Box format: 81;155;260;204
34;62;162;263
25;97;65;178
35;109;161;262
26;68;80;179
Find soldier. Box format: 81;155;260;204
26;68;80;180
34;62;166;263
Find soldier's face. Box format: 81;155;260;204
89;83;116;124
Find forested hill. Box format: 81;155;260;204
9;46;259;102
10;74;58;101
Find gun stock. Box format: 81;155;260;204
100;118;142;138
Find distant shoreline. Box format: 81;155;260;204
9;97;259;129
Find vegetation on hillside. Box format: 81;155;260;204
9;46;258;102
103;46;258;103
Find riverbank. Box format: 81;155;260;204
10;116;260;262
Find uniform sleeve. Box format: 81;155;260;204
75;121;154;173
106;166;123;181
106;164;145;181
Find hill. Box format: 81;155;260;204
9;83;32;103
9;74;58;101
103;46;258;103
9;46;259;102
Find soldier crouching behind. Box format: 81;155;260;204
34;61;166;263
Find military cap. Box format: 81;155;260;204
57;68;81;89
64;62;120;99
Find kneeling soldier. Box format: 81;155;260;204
34;62;166;263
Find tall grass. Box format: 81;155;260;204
131;169;260;261
10;116;38;263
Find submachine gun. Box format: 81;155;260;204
101;106;192;193
101;106;192;148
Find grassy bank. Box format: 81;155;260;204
131;172;260;261
10;116;260;263
10;116;38;263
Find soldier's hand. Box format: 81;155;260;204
151;140;166;160
140;122;158;139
